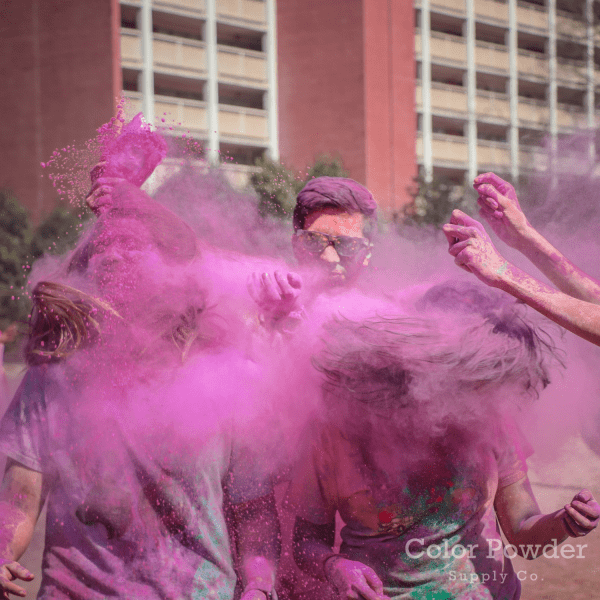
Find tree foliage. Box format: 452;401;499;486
30;206;89;259
0;190;33;334
0;189;90;337
402;174;476;227
251;154;349;220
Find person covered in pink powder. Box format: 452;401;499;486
442;172;600;347
286;282;600;600
243;177;379;600
0;182;280;597
247;177;377;333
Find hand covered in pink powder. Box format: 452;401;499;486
443;210;509;286
563;489;600;537
324;556;389;600
248;271;303;323
0;558;34;597
85;173;127;216
473;173;530;250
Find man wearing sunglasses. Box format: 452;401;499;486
249;177;378;330
292;176;377;283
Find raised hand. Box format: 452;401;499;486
442;210;509;286
325;556;389;600
0;559;34;598
248;271;303;322
563;489;600;538
473;172;530;250
85;175;127;216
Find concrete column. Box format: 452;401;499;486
205;0;219;163
264;0;279;161
508;0;519;181
586;0;595;161
548;0;557;184
466;0;477;182
421;0;433;182
139;0;154;126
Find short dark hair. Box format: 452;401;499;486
293;176;377;235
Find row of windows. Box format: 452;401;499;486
417;9;600;64
417;113;586;143
123;69;266;109
519;0;590;18
426;0;597;23
121;5;264;51
418;63;593;106
162;134;267;164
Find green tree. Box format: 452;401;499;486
30;206;90;259
402;174;476;227
0;190;33;332
251;156;301;219
0;190;91;336
305;154;348;181
251;154;350;220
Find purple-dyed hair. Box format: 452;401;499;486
293;176;377;236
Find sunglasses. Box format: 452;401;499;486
294;230;371;258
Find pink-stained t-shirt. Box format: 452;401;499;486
0;364;269;600
286;417;532;600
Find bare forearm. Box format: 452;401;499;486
233;493;280;591
494;263;600;346
516;226;600;304
509;510;569;557
0;502;36;562
0;460;46;562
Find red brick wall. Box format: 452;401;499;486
277;0;366;182
390;0;418;212
364;0;417;212
277;0;416;214
0;0;120;222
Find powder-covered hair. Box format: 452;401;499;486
293;176;377;235
26;282;121;366
315;291;561;438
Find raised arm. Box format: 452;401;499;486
0;458;47;597
474;172;600;304
443;210;600;346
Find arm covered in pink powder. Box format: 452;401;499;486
230;491;280;600
86;112;168;216
0;459;47;597
473;172;600;303
443;210;600;346
495;475;599;559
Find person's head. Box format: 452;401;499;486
315;305;560;445
292;177;377;284
417;280;561;394
26;182;209;366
